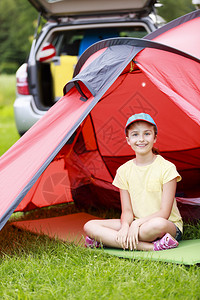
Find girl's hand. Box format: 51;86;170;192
127;219;141;250
116;225;129;249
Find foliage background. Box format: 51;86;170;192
0;0;196;74
0;0;37;73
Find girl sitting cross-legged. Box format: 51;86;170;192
84;113;183;251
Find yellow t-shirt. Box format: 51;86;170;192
112;155;183;232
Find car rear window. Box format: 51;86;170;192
50;26;148;56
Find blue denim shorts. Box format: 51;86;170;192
175;226;182;242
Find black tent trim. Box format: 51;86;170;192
72;37;200;83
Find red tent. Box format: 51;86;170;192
0;10;200;230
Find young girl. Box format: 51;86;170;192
84;113;183;251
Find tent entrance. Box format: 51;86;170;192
16;69;200;217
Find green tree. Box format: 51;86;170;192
0;0;37;72
157;0;196;22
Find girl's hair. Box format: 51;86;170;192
152;146;160;155
126;121;160;154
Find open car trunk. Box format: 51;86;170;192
27;0;158;110
28;0;157;19
31;24;152;109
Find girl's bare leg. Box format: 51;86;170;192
84;219;122;248
136;217;177;251
84;217;177;251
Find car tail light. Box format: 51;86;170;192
16;63;30;95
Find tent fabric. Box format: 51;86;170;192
72;36;199;79
0;10;200;231
64;43;144;96
66;38;200;96
136;48;200;125
0;89;96;229
16;155;73;212
144;10;200;60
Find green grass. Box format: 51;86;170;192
0;223;200;300
0;74;16;107
0;105;20;156
0;74;19;155
0;75;200;299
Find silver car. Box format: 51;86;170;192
14;0;164;135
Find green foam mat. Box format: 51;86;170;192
103;239;200;265
11;214;200;265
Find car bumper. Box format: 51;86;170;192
14;95;46;135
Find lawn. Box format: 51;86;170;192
0;75;200;299
0;75;19;156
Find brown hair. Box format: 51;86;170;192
152;147;160;155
